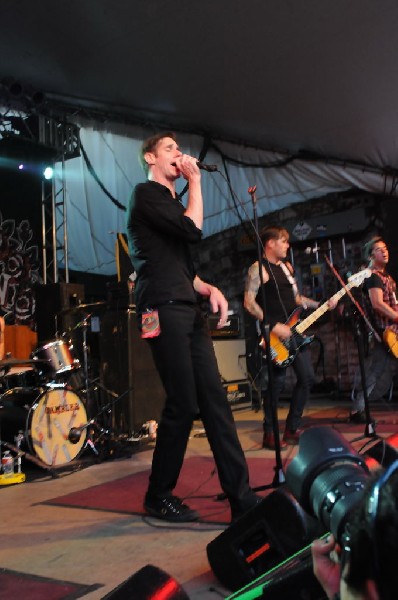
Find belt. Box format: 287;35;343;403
162;300;196;306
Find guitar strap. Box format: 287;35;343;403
279;261;303;305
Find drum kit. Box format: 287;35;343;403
0;302;118;472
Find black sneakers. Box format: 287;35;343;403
144;494;199;522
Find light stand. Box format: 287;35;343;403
248;186;285;488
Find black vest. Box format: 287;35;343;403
255;260;297;328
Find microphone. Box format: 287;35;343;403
197;161;218;172
68;420;94;444
304;244;320;255
68;427;83;444
171;161;218;172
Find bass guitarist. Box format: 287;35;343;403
350;236;398;422
244;225;337;450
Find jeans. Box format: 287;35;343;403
352;342;397;411
262;346;315;433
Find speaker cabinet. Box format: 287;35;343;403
99;310;164;435
34;283;85;343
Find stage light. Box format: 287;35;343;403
43;166;53;180
18;164;24;170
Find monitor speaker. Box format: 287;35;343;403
102;564;189;599
207;486;324;592
99;309;164;435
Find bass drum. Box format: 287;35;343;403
0;386;87;466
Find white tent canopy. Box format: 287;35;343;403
62;122;394;275
1;0;398;274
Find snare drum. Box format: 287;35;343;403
0;368;40;393
0;386;87;466
32;339;80;380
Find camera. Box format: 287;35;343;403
285;425;370;542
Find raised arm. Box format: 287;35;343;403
175;155;203;230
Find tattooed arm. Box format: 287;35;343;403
243;261;292;340
243;261;268;321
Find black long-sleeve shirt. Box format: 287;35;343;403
126;181;202;315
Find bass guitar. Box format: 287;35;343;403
260;268;372;367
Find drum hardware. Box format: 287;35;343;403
57;301;107;317
65;385;138;458
0;439;59;478
0;357;50;370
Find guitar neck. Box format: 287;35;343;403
295;282;354;335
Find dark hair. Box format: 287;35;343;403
260;225;289;246
344;465;398;599
139;131;177;175
362;235;383;261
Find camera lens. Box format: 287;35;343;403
309;461;368;540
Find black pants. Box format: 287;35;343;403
145;303;253;513
263;346;315;433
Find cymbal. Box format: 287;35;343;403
0;358;49;368
57;301;107;316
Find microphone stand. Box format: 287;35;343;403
67;386;135;449
248;186;285;488
324;257;378;438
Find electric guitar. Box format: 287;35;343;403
260;268;372;367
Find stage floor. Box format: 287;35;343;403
0;395;397;599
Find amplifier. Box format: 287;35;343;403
223;380;252;407
208;314;240;338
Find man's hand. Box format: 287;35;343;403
209;286;229;328
311;535;341;600
272;322;292;340
327;297;338;310
175;155;201;181
193;276;229;328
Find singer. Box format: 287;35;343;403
126;131;260;523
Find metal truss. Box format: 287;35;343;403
0;103;80;283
